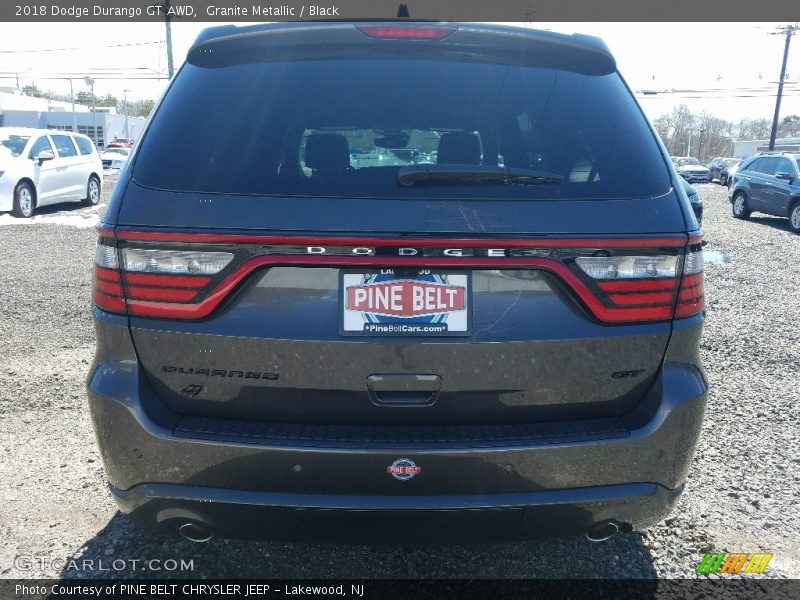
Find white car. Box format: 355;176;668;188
670;156;711;184
0;127;103;218
100;147;130;175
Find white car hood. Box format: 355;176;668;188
678;164;709;172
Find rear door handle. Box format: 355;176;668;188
367;374;441;406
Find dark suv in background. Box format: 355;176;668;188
88;22;707;544
729;152;800;232
707;157;740;187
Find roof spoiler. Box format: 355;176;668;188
188;23;616;76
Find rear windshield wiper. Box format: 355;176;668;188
397;165;564;187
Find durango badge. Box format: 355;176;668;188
387;458;421;481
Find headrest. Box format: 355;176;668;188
305;134;350;172
437;132;482;165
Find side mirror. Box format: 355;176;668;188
775;171;794;182
36;150;55;162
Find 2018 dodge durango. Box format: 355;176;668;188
87;22;707;544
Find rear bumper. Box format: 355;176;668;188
87;312;707;542
681;174;710;184
110;481;682;543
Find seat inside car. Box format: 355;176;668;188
305;134;352;176
437;132;482;165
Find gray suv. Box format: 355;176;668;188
87;22;707;544
729;152;800;232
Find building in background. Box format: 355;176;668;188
0;90;146;148
732;137;800;158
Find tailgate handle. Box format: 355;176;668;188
367;374;441;406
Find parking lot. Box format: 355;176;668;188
0;181;797;579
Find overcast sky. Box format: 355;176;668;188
0;22;798;124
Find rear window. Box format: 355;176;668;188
134;58;670;200
51;134;78;158
74;136;95;155
0;133;29;157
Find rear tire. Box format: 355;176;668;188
720;173;727;187
789;201;800;233
82;176;101;206
11;181;34;218
732;192;751;220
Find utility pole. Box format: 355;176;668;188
84;77;97;147
67;78;77;132
123;89;131;139
165;0;174;78
769;24;797;151
698;127;707;161
149;0;175;78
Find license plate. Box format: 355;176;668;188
340;270;471;337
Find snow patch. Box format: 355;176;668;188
0;210;100;228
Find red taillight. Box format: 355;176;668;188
124;272;210;288
675;250;705;318
124;286;200;302
574;255;679;322
606;291;675;307
596;279;676;292
356;25;458;40
573;246;705;322
93;243;126;313
92;234;229;317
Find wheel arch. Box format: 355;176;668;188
787;195;800;217
89;172;102;191
731;187;748;202
15;177;37;208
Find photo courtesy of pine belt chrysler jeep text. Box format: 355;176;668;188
87;22;707;544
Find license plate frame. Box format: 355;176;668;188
339;269;472;337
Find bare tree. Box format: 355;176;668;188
778;115;800;137
695;112;733;158
652;108;796;161
656;104;696;156
737;118;772;141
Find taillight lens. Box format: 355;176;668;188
575;255;679;279
93;239;233;316
121;248;232;275
676;249;704;318
93;242;125;313
573;252;703;322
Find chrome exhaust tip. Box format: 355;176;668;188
178;522;214;543
586;521;619;542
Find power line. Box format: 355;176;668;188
636;93;800;99
0;41;163;54
0;75;168;81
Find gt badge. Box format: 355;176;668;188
387;458;421;481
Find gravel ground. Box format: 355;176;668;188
0;182;797;580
